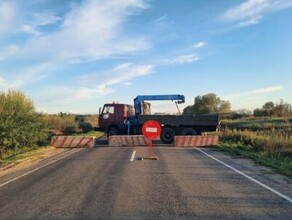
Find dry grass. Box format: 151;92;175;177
0;146;67;177
218;117;292;177
219;129;292;158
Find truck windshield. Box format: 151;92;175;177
103;106;114;114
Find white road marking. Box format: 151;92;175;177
130;150;136;162
0;148;83;188
194;147;292;204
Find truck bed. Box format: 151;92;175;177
137;114;220;127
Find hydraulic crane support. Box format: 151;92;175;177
134;94;185;116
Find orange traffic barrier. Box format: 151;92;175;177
174;135;219;147
51;136;95;148
108;135;148;147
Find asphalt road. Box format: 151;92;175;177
0;146;291;219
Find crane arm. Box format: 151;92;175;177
134;94;185;115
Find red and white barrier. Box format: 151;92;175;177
175;135;219;147
51;136;95;148
108;135;148;147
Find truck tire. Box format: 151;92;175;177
160;127;175;144
181;128;197;136
107;127;119;136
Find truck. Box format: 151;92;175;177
98;94;220;144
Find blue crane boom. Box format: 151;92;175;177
133;94;185;116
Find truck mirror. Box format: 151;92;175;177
103;114;109;119
99;107;101;114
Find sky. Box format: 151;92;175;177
0;0;292;114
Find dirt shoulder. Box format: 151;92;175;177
0;146;68;178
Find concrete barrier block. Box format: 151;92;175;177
108;135;148;147
175;135;219;147
51;136;95;148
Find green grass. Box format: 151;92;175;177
217;117;292;178
0;130;105;168
0;147;42;167
221;117;292;132
218;141;292;177
73;130;104;137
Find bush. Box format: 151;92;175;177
220;129;292;157
42;114;77;135
78;122;93;133
0;90;47;158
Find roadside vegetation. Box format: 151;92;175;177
0;89;100;167
184;95;292;177
221;117;292;131
0;90;48;165
219;117;292;177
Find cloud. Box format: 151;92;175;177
0;2;61;37
30;12;62;26
0;62;52;90
0;45;18;60
192;41;207;49
36;62;153;107
80;63;153;92
0;0;151;90
21;12;62;36
123;82;132;86
164;54;200;65
21;25;40;36
104;63;153;85
154;14;167;24
2;1;150;60
34;84;114;108
220;0;292;27
223;85;283;100
0;2;16;35
14;0;150;64
156;41;206;66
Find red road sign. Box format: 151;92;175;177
142;120;161;140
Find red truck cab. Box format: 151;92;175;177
99;103;135;135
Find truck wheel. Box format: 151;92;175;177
181;128;197;136
160;127;175;144
107;127;118;136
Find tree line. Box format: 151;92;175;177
183;93;231;115
253;100;292;117
182;93;292;117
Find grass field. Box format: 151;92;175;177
221;117;292;132
219;117;292;177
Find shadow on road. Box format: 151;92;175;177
95;135;108;147
94;135;173;147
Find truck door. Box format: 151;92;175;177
99;105;116;130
